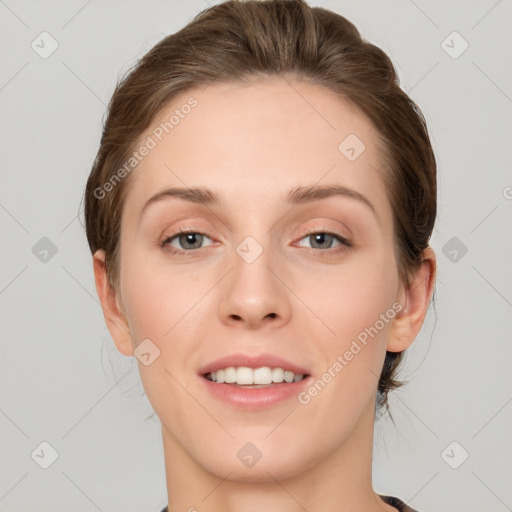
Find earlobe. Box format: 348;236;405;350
92;250;134;357
387;247;436;353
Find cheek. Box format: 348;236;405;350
117;249;217;409
311;246;399;344
335;274;396;347
302;247;399;400
118;243;204;341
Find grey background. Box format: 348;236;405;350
1;1;511;511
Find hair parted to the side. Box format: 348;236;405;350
84;0;437;413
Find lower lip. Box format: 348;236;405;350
200;375;311;410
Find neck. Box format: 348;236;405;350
161;402;395;512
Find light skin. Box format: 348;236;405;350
93;77;436;512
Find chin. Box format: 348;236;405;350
191;435;324;483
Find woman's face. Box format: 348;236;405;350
110;78;407;480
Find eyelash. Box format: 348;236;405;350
160;227;352;256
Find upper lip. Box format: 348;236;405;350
198;353;310;376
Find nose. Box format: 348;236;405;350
218;243;292;330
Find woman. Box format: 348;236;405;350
84;1;436;510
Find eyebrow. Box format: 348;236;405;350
140;184;377;217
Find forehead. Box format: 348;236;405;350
123;78;391;223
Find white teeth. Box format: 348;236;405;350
284;370;295;383
224;367;236;383
236;367;254;385
271;367;284;383
253;366;272;385
206;366;306;385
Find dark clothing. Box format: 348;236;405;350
159;494;418;511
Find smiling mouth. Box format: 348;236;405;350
203;366;309;387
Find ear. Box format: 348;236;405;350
93;250;134;357
387;246;436;352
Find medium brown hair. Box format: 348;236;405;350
84;0;437;412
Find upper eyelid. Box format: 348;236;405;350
162;226;349;238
